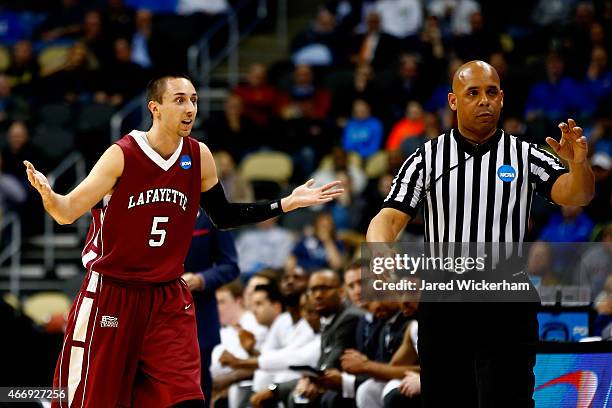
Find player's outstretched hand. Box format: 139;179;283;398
546;118;588;164
24;160;54;203
282;179;344;212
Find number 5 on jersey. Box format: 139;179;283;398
149;216;169;247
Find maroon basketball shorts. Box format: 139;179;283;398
52;271;203;407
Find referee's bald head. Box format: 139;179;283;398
452;60;500;93
448;60;504;140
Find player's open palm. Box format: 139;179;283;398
286;179;344;210
24;160;53;203
546;118;588;164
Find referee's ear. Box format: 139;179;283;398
448;92;457;112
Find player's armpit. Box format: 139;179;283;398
60;144;124;223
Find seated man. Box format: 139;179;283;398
213;283;283;407
251;269;364;407
220;266;316;395
312;301;415;408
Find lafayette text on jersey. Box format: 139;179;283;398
81;130;201;282
383;129;568;243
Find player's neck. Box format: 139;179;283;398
145;127;181;159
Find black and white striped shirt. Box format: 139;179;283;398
384;129;568;243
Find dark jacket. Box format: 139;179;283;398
318;302;365;370
184;213;240;350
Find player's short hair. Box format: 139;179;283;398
218;279;243;299
253;283;283;306
146;73;193;104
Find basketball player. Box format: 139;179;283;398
24;74;343;408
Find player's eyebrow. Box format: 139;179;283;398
172;92;198;97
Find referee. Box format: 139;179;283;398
367;60;594;407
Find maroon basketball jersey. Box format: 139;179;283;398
81;130;201;282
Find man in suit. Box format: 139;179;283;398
250;269;364;407
351;11;399;70
182;212;240;407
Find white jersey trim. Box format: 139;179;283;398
129;130;183;171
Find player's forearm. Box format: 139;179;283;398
554;162;595;206
43;192;79;225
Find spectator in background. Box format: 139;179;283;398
182;212;240;408
530;0;575;28
350;11;399;70
291;211;345;271
560;1;596;77
102;38;150;107
236;218;295;276
343;260;365;308
586;46;612;103
291;8;342;66
278;65;333;177
35;0;84;41
331;63;386;127
1;120;43;180
220;266;314;394
279;64;331;122
40;42;103;105
374;0;423;40
525;52;594;125
311;146;367;195
427;0;481;37
210;281;261;405
205;94;257;163
593;275;612;337
539;205;595;243
106;0;135;40
589;22;611;57
488;52;531;118
388;54;429;119
131;8;153;69
81;10;115;69
5;39;39;99
342;99;383;159
243;269;279;311
0;75;29;130
325;170;368;233
0;155;27;217
574;223;612;300
425;57;463;130
584;152;611;224
386;101;425;152
232;63;281;129
526;241;558;285
451;10;501;62
215;151;255;203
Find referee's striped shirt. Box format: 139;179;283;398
383;128;568;243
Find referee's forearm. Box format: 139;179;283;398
366;210;406;242
553;162;595;206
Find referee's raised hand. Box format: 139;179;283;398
546;118;589;164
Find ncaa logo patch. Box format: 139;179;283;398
180;155;192;170
497;165;516;182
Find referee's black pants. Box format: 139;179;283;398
418;302;538;408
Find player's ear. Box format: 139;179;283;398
148;100;159;117
500;89;504;108
448;92;457;112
